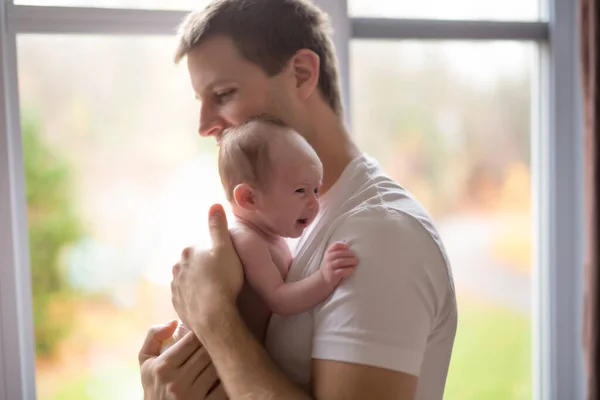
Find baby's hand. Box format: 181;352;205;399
321;242;358;287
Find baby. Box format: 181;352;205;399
219;117;358;341
161;118;357;351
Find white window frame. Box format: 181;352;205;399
0;0;585;399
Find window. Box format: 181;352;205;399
0;1;584;399
15;0;207;10
351;39;535;398
17;34;229;399
348;0;540;21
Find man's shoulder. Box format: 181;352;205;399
334;201;436;245
330;165;446;254
317;155;451;269
337;163;434;230
327;196;452;279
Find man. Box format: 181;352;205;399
138;0;457;399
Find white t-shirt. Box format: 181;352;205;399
264;154;457;400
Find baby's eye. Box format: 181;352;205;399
295;188;306;194
314;188;319;195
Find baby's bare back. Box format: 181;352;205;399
230;225;292;342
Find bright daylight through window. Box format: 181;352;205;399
351;39;535;399
0;0;583;399
15;0;209;10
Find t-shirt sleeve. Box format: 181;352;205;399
311;207;448;376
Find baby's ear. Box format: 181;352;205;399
233;183;258;211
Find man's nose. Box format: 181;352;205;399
198;104;226;138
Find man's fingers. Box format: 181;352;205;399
205;382;228;400
208;204;233;250
192;363;219;398
138;320;178;366
172;262;180;276
161;330;202;368
181;246;192;261
179;345;212;388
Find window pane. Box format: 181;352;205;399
18;35;227;399
350;40;535;399
15;0;207;10
349;0;540;21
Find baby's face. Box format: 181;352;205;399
256;144;322;238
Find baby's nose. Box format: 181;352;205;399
308;196;319;212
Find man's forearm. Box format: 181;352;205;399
192;299;311;400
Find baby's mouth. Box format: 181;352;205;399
297;218;309;226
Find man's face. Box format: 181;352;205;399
187;35;290;142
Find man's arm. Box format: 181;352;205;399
194;298;311;399
195;293;418;400
235;234;354;315
312;359;418;400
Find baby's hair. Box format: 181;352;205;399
218;115;289;202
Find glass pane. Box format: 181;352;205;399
349;0;540;21
15;0;208;10
18;35;227;399
350;40;535;399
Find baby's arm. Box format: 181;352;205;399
235;233;357;315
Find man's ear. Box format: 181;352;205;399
233;183;258;211
288;49;320;101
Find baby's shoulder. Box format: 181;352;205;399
229;224;269;254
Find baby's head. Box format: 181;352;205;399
218;117;323;239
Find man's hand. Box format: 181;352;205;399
171;204;244;335
320;242;358;286
138;320;227;400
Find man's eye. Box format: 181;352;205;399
216;88;235;100
295;188;306;194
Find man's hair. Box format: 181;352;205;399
174;0;343;116
218;116;288;202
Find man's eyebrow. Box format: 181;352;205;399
199;79;235;95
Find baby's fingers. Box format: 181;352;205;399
327;241;350;252
335;266;355;279
328;256;358;270
325;249;355;262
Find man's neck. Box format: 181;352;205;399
296;108;361;195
